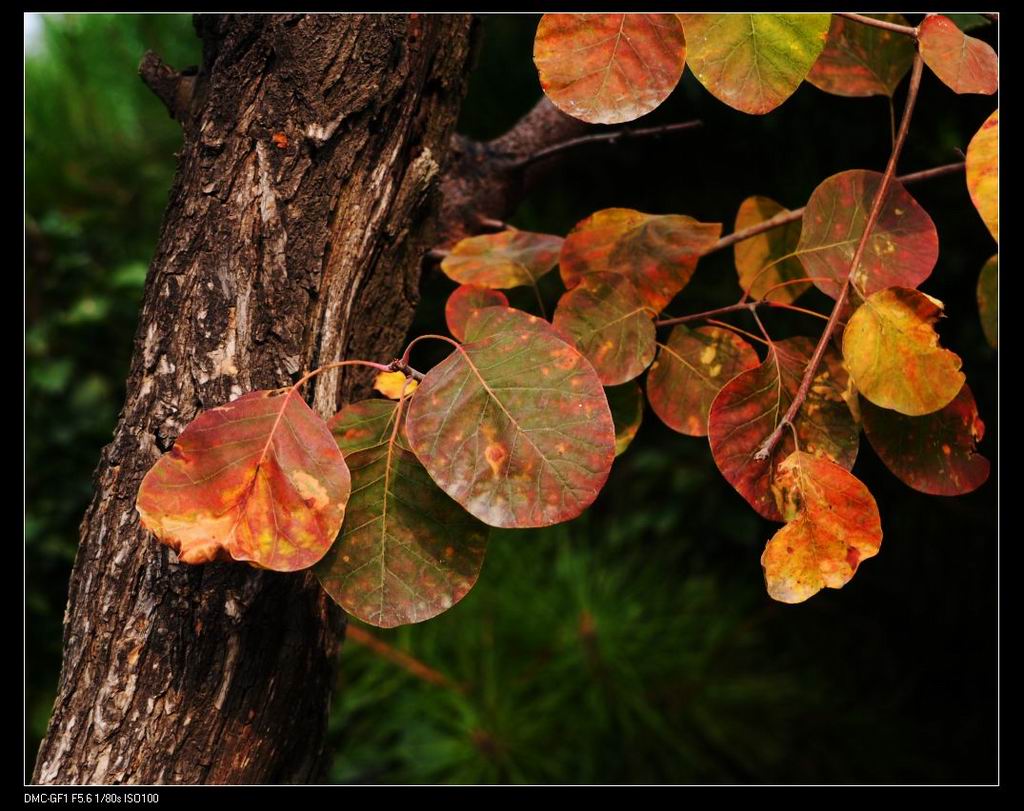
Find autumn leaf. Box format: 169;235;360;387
440;230;563;290
552;272;656;386
533;13;687;125
446;285;509;342
762;451;882;604
966;109;998;242
919;14;998;95
708;337;858;521
977;255;997;349
374;370;417;400
861;384;989;497
797;169;938;299
405;307;616;528
733;196;807;303
560;208;721;313
678;13;832;115
646;325;760;437
843;287;965;416
136;389;351;571
317;398;487;628
606;382;643;457
806;14;915;98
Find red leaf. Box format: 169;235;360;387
861;384;989;496
919;15;998;95
708;337;859;520
137;390;351;571
806;14;915;98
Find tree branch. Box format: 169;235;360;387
754;52;926;463
837;12;919;38
138;50;197;122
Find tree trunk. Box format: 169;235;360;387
33;13;474;784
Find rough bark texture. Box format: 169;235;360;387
33;13;474;785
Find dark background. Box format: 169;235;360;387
25;14;998;784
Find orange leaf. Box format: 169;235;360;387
919;15;997;95
136;390;351;572
762;451;882;604
534;13;686;125
966;109;998;242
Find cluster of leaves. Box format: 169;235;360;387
135;12;996;628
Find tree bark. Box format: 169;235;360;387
33;13;474;784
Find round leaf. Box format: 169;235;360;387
441;230;563;290
708;337;859;521
446;285;510;342
762;451;882;604
678;13;832;115
406;307;616;528
919;14;998;95
797;169;938;299
977;254;997;348
733;196;807;303
606;382;643;457
647;325;760;436
552;272;656;386
842;287;965;416
533;13;687;125
861;384;989;497
317;399;487;628
136;390;351;571
560;208;721;313
806;14;915;97
966;109;998;242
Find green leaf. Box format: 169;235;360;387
318;399;488;628
406;307;616;528
977;254;997;348
678;13;832;114
552;272;656;386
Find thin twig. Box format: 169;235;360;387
511;120;703;170
837;12;919;38
655;297;828;329
345;625;463;692
754;53;926;463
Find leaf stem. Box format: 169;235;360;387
655;297;827;329
753;52;925;463
291;359;394;394
400;333;461;367
837;12;920;38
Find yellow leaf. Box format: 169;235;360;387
374;371;418;399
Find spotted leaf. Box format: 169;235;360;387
806;14;915;97
734;196;807;303
966;109;998;242
678;13;832;115
560;208;721;313
796;169;938;300
843;287;964;416
552;272;656;386
445;285;510;342
406;307;616;528
317;399;487;628
762;451;882;604
533;13;687;125
441;230;563;290
136;389;351;571
647;325;760;437
861;384;989;497
919;14;997;95
708;337;859;521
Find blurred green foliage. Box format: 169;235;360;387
27;14;997;784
